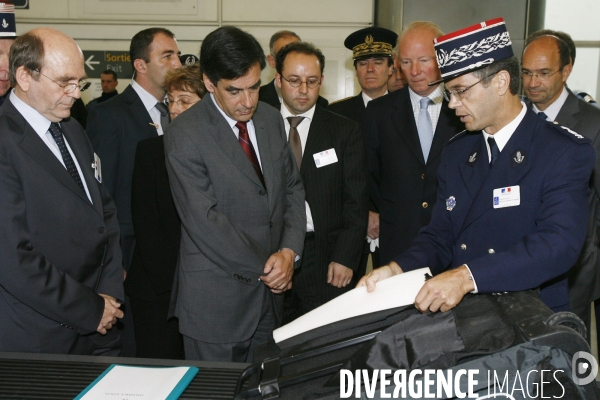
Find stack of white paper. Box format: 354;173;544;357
273;267;431;343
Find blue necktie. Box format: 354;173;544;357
537;111;548;121
487;137;500;166
417;97;433;162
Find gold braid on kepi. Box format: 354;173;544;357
344;27;398;61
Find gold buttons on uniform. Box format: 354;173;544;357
460;244;467;250
422;202;428;208
488;249;495;254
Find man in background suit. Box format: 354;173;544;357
0;28;123;354
328;26;397;283
87;27;181;356
364;22;463;265
165;26;305;362
328;27;396;125
275;42;368;319
86;69;119;112
259;30;328;109
522;32;600;335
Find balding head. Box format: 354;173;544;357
521;35;572;111
397;21;443;96
10;28;87;122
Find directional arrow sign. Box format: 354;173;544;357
82;51;132;79
85;55;100;70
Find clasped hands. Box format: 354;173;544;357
97;294;124;334
357;262;475;313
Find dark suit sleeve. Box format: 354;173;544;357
0;144;104;334
87;105;119;201
130;139;178;294
363;102;381;213
330;122;368;270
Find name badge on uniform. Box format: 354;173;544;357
313;148;338;168
493;185;520;208
92;153;102;183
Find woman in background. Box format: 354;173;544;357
125;61;205;359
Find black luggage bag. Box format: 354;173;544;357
234;290;598;399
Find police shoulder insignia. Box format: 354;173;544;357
449;129;468;142
550;124;590;143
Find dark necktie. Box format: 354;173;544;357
156;102;170;130
235;121;265;187
287;116;305;169
537;111;548;121
48;122;85;192
487;136;500;166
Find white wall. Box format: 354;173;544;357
15;0;373;104
544;0;600;98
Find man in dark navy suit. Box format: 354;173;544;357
360;18;594;314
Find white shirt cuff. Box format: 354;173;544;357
464;264;478;294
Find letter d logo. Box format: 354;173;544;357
572;351;598;385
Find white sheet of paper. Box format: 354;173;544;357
273;267;431;343
77;365;193;400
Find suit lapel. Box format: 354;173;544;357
393;88;425;165
204;98;264;189
7;103;95;209
428;101;454;162
123;85;160;140
301;106;329;175
460;111;535;232
555;92;579;129
62;123;103;216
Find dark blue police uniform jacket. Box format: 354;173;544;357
395;108;595;311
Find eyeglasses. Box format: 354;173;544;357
34;70;90;93
521;69;562;80
281;75;321;89
443;72;497;102
164;96;200;109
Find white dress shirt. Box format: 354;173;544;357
482;102;527;162
409;85;444;131
532;86;569;122
281;103;316;232
131;80;167;136
361;90;387;107
211;93;262;169
10;89;92;203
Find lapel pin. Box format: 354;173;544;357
468;152;477;163
513;151;524;163
446;196;456;211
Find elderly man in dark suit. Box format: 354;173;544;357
0;28;124;354
522;31;600;336
165;26;306;362
275;41;368;319
361;18;594;315
364;22;464;266
259;30;328;109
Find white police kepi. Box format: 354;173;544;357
429;17;513;86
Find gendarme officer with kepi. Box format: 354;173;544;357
329;26;398;126
329;26;397;284
359;18;594;315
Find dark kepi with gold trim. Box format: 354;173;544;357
344;26;398;61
